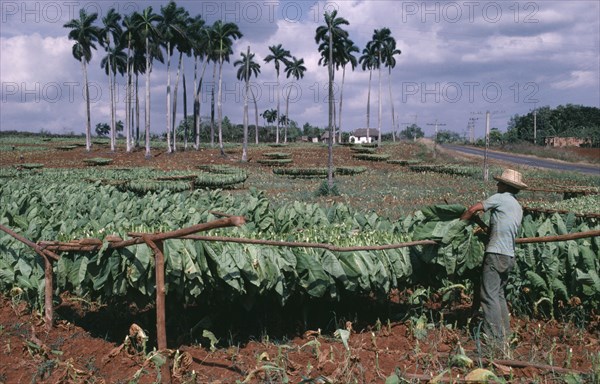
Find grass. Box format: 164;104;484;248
494;142;600;164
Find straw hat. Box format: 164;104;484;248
493;169;528;190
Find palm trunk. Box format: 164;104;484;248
109;66;116;152
210;62;216;147
338;65;346;143
388;67;396;142
144;37;151;158
135;74;140;147
172;51;183;152
366;68;372;141
327;31;334;190
285;88;290;143
251;88;259;144
217;56;225;157
166;43;172;153
82;59;92;151
275;70;280;144
125;40;132;153
242;46;250;162
183;73;188;150
194;59;208;150
193;55;198;150
377;53;382;146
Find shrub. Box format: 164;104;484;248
83;158;113;166
263;152;291;159
257;158;293;166
352;154;390;162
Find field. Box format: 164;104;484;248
1;136;599;383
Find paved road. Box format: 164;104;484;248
442;145;600;176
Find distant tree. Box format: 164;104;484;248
315;9;349;192
382;36;401;141
99;8;123;152
358;43;377;140
64;9;101;152
95;123;110;137
133;6;164;158
264;44;291;144
436;129;463;144
336;38;359;143
209;20;242;156
96;120;123;137
367;27;395;145
399;124;424;140
261;109;278;135
506;104;600;146
283;56;306;143
234;46;261;161
489;128;504;146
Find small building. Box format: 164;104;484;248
545;136;590;147
321;130;338;144
297;135;320;143
349;128;380;144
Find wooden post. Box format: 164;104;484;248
142;236;168;350
43;255;54;329
142;235;171;383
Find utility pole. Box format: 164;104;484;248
427;119;446;159
471;110;503;181
401;114;418;142
468;117;479;144
484;111;490;181
533;108;537;145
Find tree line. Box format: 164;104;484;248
505;104;600;147
63;1;402;167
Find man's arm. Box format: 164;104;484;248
461;202;488;232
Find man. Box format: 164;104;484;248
460;169;527;354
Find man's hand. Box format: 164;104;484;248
461;202;484;221
461;203;488;233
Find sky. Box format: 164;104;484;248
1;0;599;139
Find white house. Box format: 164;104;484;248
349;128;380;144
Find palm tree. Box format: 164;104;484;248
368;27;394;145
336;38;358;143
122;13;147;151
185;14;206;150
358;43;377;141
186;14;208;150
209;20;242;156
234;46;261;161
315;9;349;191
100;45;127;145
170;11;193;151
100;8;123;152
159;1;188;153
121;14;137;152
383;38;401;141
264;44;291;144
64;9;101;152
134;6;163;158
284;56;306;143
261;109;278;137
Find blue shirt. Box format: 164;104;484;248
482;192;522;257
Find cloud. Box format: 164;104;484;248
552;71;598;90
0;0;598;136
1;33;75;84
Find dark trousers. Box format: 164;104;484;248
480;252;515;345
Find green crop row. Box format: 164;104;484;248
525;194;600;216
352;154;390;162
409;164;480;177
